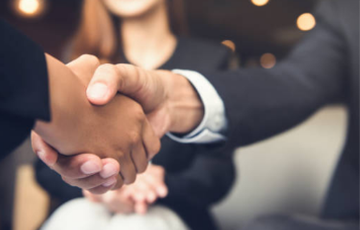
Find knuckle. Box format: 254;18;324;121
99;63;117;74
129;131;141;144
81;54;100;66
133;104;145;121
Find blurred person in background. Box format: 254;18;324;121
36;0;235;229
34;0;358;229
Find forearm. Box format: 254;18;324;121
33;54;90;154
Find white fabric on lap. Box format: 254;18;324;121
41;198;188;230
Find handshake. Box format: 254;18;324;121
32;54;204;194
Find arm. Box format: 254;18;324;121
81;0;345;149
202;1;346;148
0;19;49;157
0;20;117;193
33;55;161;190
0;20;160;193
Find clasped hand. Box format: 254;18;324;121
83;164;168;215
33;54;203;194
32;55;161;193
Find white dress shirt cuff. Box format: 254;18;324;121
166;69;227;144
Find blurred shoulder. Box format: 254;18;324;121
168;37;232;71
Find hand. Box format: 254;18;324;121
32;55;161;193
121;164;168;214
85;64;204;137
83;189;135;214
83;164;168;215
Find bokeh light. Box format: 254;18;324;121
14;0;46;18
251;0;269;7
260;53;276;69
222;40;236;52
297;13;316;31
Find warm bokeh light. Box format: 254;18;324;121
15;0;45;17
260;53;276;69
297;13;316;31
222;40;236;52
251;0;269;7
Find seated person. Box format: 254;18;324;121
36;0;235;229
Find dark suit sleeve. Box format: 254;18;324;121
160;49;235;208
203;1;346;148
0;20;50;157
161;150;235;208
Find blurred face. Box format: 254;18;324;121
102;0;166;18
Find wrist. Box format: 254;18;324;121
163;72;204;134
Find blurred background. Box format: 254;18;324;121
0;0;346;230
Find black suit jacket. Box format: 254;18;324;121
0;20;50;158
204;0;359;221
35;37;235;230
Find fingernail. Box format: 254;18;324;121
80;161;101;175
100;164;118;179
87;83;108;99
37;151;54;167
102;177;117;187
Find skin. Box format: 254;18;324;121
104;0;177;70
84;164;168;215
33;63;201;194
32;55;161;193
32;0;200;195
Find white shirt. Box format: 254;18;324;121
166;70;227;144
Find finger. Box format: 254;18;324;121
61;174;117;190
122;186;135;200
142;119;161;160
118;150;137;185
132;182;148;203
66;54;100;85
87;178;118;195
135;201;148;215
31;131;58;167
52;153;103;179
131;141;148;174
141;174;166;200
134;180;157;203
83;190;103;203
110;174;124;190
100;158;120;179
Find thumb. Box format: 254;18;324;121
86;63;122;105
86;64;167;113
